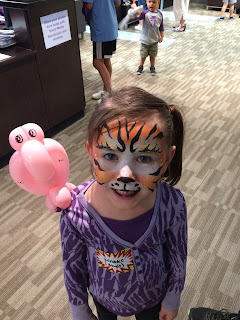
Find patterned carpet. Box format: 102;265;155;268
0;4;240;320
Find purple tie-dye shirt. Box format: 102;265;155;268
60;180;187;320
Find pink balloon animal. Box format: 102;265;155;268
9;123;76;212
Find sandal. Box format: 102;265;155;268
173;24;186;32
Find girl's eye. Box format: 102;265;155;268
138;155;152;163
104;153;118;161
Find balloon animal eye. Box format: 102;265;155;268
15;135;23;143
29;129;37;137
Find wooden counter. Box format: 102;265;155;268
0;0;85;164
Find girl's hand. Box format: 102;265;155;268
158;37;163;43
159;306;178;320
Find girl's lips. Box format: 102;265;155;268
112;189;140;198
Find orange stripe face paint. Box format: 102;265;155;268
92;119;166;192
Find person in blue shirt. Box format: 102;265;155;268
83;0;121;102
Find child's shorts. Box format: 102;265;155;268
222;0;236;3
140;42;158;58
93;40;116;59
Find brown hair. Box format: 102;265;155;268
87;86;184;186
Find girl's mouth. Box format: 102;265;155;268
112;189;140;198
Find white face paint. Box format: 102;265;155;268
92;119;167;195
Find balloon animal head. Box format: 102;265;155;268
9;123;75;212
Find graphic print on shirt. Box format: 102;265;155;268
93;119;166;192
150;15;157;27
95;248;134;273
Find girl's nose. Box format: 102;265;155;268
117;177;135;183
117;165;135;181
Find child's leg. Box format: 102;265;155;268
229;3;234;16
140;57;146;66
221;2;228;16
93;58;111;93
149;43;158;69
139;43;147;66
135;301;161;320
93;299;117;320
150;56;155;68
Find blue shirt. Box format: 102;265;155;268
60;180;187;320
85;0;119;42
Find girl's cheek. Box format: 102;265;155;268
137;173;161;190
93;162;115;184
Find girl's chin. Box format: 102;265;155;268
112;188;140;199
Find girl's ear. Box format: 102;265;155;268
168;145;176;164
86;141;93;161
162;145;176;174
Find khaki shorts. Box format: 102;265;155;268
140;42;158;58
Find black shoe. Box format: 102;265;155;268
188;308;240;320
136;65;143;75
150;66;156;76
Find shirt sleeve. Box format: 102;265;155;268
60;211;93;320
70;303;94;320
159;11;164;32
162;199;187;310
138;10;147;20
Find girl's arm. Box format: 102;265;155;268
161;199;188;315
60;212;94;320
159;306;178;320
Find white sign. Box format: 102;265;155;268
0;53;11;61
40;10;72;49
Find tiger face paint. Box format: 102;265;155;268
90;119;168;196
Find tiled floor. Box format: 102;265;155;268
0;4;240;320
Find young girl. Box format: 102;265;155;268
60;86;187;320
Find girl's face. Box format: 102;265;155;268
87;117;175;202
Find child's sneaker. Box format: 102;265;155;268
229;16;233;19
150;66;156;76
220;16;224;19
188;307;240;320
92;90;105;100
136;65;143;75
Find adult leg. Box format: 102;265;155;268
93;299;117;320
135;302;161;320
93;58;111;93
180;17;186;27
173;16;186;31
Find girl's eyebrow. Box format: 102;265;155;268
139;149;161;153
138;145;162;153
96;143;114;151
